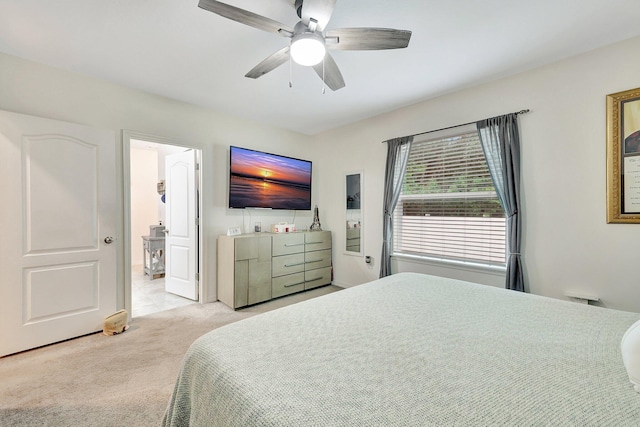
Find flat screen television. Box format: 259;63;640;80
229;146;312;210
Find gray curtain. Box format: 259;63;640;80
380;136;413;278
477;113;524;292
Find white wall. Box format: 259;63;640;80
316;36;640;313
130;147;159;266
0;52;316;305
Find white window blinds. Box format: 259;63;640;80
392;126;506;266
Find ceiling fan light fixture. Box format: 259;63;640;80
290;32;326;66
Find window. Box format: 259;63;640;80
392;125;506;266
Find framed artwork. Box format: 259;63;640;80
606;87;640;223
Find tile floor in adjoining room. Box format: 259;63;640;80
131;264;195;318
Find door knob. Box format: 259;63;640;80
163;229;169;234
104;236;114;244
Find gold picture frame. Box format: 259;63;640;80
606;87;640;223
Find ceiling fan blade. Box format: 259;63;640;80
299;0;336;31
312;52;345;91
198;0;293;35
245;46;291;79
326;28;412;50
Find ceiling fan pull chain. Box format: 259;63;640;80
289;55;293;88
322;57;326;94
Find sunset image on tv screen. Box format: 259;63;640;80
229;146;311;210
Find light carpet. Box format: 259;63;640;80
0;285;341;427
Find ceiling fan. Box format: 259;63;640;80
198;0;412;91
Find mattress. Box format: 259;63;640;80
162;272;640;426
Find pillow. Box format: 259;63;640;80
621;319;640;392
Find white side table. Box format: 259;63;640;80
142;235;165;280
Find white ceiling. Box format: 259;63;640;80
1;0;640;135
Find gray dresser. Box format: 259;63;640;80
217;231;332;309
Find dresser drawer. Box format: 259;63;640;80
235;235;271;261
272;233;305;256
304;231;331;252
248;281;271;306
272;272;305;298
304;249;331;271
272;253;305;277
304;266;331;290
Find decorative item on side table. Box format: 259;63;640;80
157;179;166;204
310;204;322;231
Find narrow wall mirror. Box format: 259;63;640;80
345;172;363;256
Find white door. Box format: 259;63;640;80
164;149;198;300
0;110;118;357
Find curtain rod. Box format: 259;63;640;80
382;109;530;143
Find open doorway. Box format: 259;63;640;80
127;137;202;317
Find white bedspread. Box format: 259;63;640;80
163;273;640;426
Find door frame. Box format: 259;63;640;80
121;130;204;315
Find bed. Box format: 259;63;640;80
162;272;640;426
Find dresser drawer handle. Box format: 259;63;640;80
284;243;305;247
306;241;323;245
284;281;305;288
284;262;305;267
305;259;322;264
306;277;323;282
